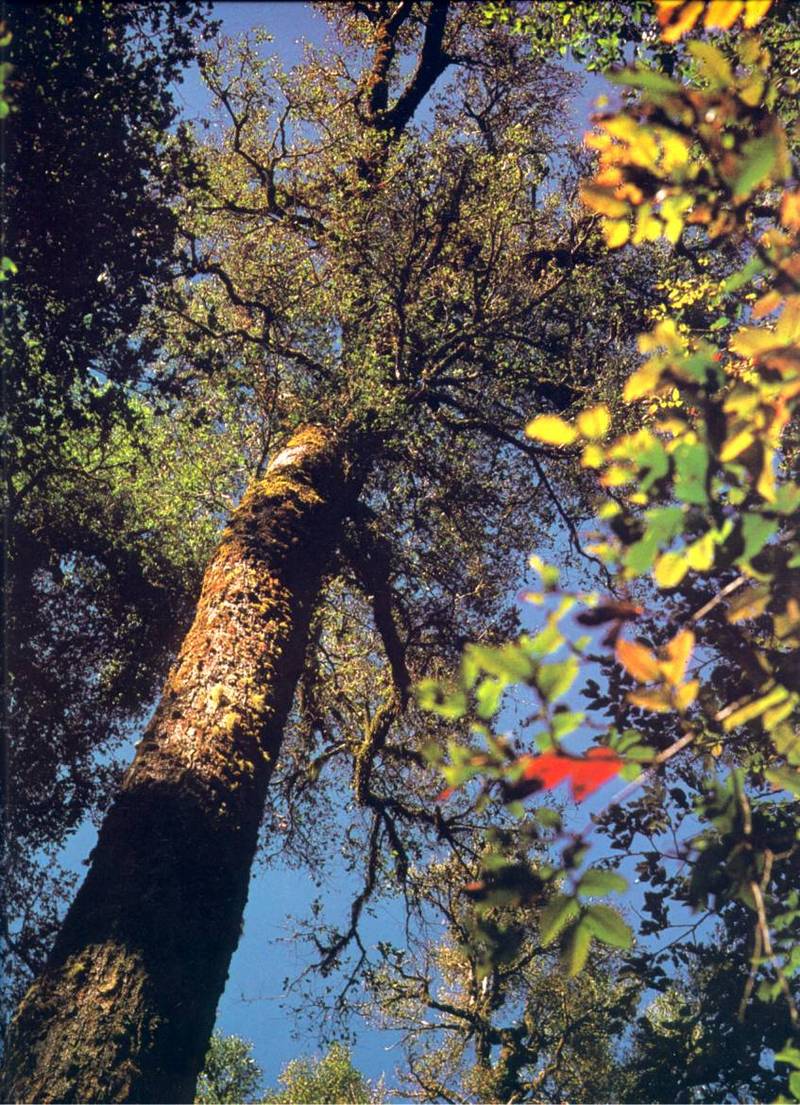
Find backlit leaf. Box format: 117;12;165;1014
654;551;689;588
628;688;673;713
688;41;733;87
703;1;744;32
660;629;694;686
616;639;661;682
722;685;790;731
517;748;623;801
563;920;593;976
734;132;781;198
577;405;611;439
577;869;628;896
765;767;800;798
584;903;634;948
539;893;579;945
525;415;577;446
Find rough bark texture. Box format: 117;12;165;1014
1;425;357;1104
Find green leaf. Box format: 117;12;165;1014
737;513;778;563
466;643;533;683
533;806;562;830
475;676;505;720
673;442;709;505
583;904;633;949
734;132;781;197
537;657;579;703
552;711;584;741
416;679;467;720
765;767;800;798
539;893;579;945
577;869;628;896
790;1071;800;1101
625;506;685;575
608;66;682;94
775;1046;800;1070
563;919;593;976
522;623;564;660
723;685;790;731
688;41;733;88
723;256;765;293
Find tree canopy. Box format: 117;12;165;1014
4;1;800;1102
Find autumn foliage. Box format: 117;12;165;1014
424;0;800;1091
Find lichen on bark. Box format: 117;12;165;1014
1;425;360;1104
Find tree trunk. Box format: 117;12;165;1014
1;425;359;1104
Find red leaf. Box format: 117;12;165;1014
516;748;623;802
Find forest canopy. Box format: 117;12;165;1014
2;2;800;1103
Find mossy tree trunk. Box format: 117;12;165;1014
1;425;361;1104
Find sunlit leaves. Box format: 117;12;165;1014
582;28;787;249
525;414;577;446
655;0;773;43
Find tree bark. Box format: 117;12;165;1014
1;425;359;1104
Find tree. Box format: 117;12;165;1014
262;1043;376;1105
2;4;658;1100
361;849;638;1103
195;1034;264;1105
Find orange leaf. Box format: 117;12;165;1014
518;749;623;802
628;688;673;713
660;629;695;686
616;639;661;682
704;0;744;30
656;0;705;42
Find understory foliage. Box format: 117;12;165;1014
422;0;800;1099
195;1036;376;1105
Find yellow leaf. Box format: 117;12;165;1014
751;290;783;320
688;40;733;85
580;185;630;219
654;551;690;588
616;639;661;682
674;679;699;712
757;450;777;502
633;204;663;245
727;585;770;622
628;689;673;713
525;415;577;446
722;685;790;731
686;533;715;571
729;326;777;359
720;428;755;462
581;443;606;468
603;218;631;248
780;190;800;231
703;0;744;31
599;464;632;487
577;405;611;440
764;696;796;729
741;0;773;27
660;629;695;686
624;362;663;402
